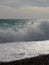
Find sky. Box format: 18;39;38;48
0;0;49;19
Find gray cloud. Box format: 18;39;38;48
0;0;49;7
0;5;49;19
0;0;49;19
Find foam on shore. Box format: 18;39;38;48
0;40;49;62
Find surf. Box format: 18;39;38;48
0;19;49;43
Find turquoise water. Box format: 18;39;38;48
0;19;30;30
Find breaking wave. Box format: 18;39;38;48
0;19;49;43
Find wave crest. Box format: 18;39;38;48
0;19;49;43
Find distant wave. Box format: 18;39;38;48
0;19;49;43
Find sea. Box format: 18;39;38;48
0;19;49;62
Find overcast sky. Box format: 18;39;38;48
0;0;49;19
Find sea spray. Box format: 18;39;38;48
0;19;49;42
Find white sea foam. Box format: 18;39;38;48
0;40;49;61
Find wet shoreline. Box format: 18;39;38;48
0;54;49;65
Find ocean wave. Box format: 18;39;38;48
0;19;49;43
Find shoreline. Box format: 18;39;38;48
0;54;49;65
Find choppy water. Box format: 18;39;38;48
0;19;49;43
